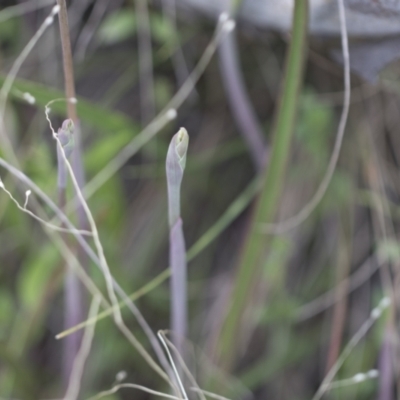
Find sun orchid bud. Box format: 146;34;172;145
57;119;75;158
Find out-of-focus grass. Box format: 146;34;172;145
216;0;309;368
0;1;399;399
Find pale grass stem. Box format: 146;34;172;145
312;297;391;400
63;296;101;400
166;128;189;358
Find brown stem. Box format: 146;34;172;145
325;219;351;372
57;0;77;121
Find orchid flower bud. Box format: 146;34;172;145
166;128;189;227
57;118;75;158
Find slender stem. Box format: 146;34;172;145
166;129;189;358
56;0;85;389
0;156;175;386
56;177;261;339
218;26;266;170
134;0;155;125
57;0;77;121
215;0;309;368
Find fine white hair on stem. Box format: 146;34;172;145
87;383;183;400
63;295;101;400
261;0;350;235
0;178;92;235
312;297;391;400
158;331;188;400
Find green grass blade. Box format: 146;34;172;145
215;0;309;368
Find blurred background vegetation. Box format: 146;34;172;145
0;0;400;399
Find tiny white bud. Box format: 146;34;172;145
116;370;127;382
371;307;381;319
219;12;229;24
353;373;366;383
166;108;177;120
24;190;31;208
52;5;60;14
367;369;379;379
44;16;54;26
223;20;236;33
23;92;36;105
69;97;77;104
379;297;391;309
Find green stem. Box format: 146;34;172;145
216;0;309;367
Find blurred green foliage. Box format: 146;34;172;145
0;1;396;399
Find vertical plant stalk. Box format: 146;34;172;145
162;0;198;102
166;128;189;357
57;119;83;389
134;0;155;126
325;220;351;373
218;17;266;170
56;0;86;389
57;0;77;121
215;0;309;368
64;295;101;400
379;327;394;400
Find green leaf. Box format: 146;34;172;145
17;245;59;310
297;89;333;162
84;129;132;173
97;10;136;44
0;75;138;136
0;290;13;339
377;239;400;263
150;14;176;45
